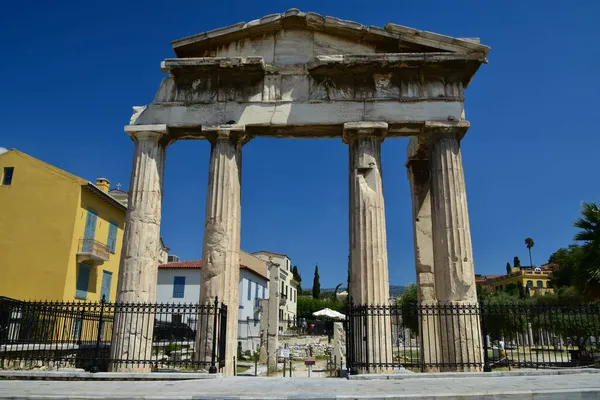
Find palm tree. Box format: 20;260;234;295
573;202;600;292
525;238;535;266
574;202;600;243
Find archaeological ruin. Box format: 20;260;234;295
112;9;490;375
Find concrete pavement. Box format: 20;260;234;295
0;369;599;399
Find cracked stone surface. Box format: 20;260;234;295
198;128;244;376
408;160;440;371
345;122;392;372
110;127;167;372
429;134;482;371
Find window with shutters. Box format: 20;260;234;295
173;276;185;298
247;280;252;301
107;221;118;254
75;263;91;299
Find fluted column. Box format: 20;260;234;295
429;134;482;371
110;124;168;372
344;121;392;373
197;125;246;376
407;155;441;371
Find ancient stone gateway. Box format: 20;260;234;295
112;9;490;375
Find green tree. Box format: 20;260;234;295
525;238;535;266
513;256;521;268
332;283;343;301
549;245;585;289
395;283;418;334
506;262;511;275
312;264;321;299
292;265;302;291
483;291;529;341
573;201;600;297
297;297;344;319
347;255;351;299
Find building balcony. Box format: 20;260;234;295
76;239;110;265
279;294;287;307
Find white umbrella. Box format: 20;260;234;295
312;308;346;320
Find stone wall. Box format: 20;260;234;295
279;335;332;360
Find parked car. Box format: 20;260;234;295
153;321;195;342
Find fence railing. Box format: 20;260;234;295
346;301;600;373
0;296;228;373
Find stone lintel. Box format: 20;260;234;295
124;124;168;142
161;57;265;76
342;121;388;144
137;100;465;134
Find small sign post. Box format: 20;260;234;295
304;357;315;377
280;348;291;377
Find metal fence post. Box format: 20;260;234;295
77;308;85;346
209;296;219;374
90;295;106;373
479;296;492;372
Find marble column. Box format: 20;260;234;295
429;133;483;371
110;124;168;372
407;156;441;371
197;125;246;376
344;121;392;373
266;261;280;375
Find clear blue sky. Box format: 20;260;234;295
2;1;599;289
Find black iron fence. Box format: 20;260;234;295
346;301;600;373
0;296;228;373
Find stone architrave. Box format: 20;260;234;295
344;121;392;373
429;133;483;371
110;124;168;372
407;157;441;371
266;261;280;375
197;125;246;376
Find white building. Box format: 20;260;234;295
156;252;269;349
251;251;299;333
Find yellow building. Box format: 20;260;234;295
0;149;126;302
486;266;556;296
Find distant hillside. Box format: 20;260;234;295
320;284;407;297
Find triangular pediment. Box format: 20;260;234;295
172;9;490;60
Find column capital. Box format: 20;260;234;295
202;124;250;145
342;121;388;144
421;120;470;140
124;124;168;142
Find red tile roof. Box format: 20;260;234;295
158;260;268;280
159;260;202;269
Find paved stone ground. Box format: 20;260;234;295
1;370;599;399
